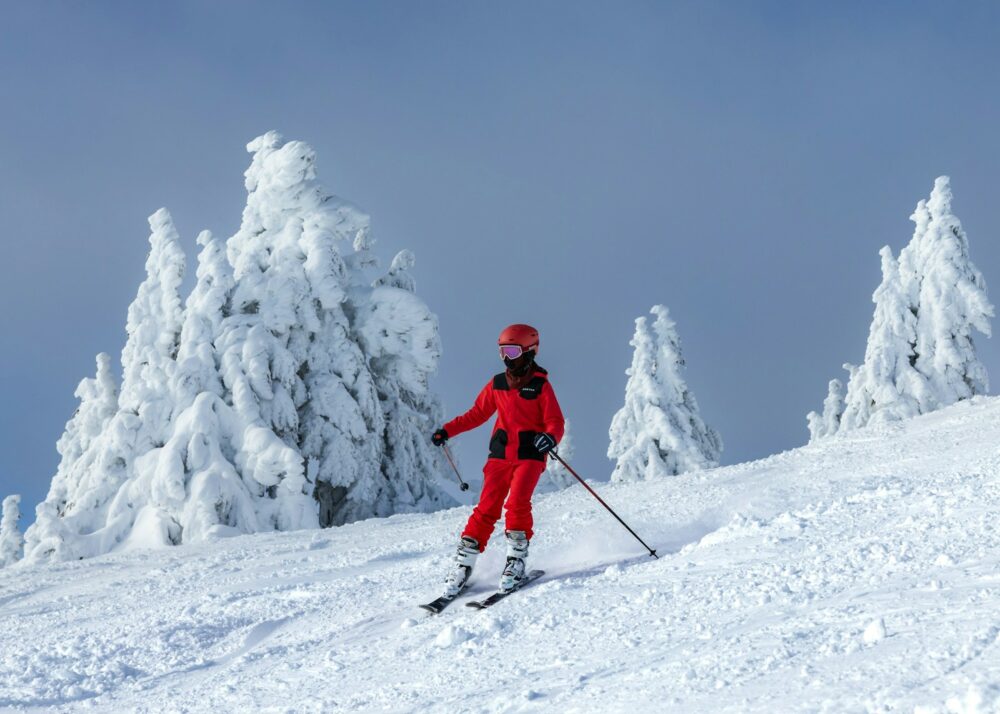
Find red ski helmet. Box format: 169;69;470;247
498;324;540;355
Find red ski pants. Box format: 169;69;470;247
462;459;546;550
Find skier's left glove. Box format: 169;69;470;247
533;432;556;454
431;428;449;447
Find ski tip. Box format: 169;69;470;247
419;604;441;614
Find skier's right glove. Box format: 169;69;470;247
533;432;557;454
431;428;449;447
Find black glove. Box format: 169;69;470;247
533;432;556;454
431;428;449;447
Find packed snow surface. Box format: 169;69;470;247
4;398;1000;712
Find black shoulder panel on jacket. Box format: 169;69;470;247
493;373;510;390
519;375;548;400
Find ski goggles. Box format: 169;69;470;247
499;344;528;360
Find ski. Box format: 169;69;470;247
465;570;545;610
418;586;469;615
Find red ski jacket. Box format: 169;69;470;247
444;366;565;462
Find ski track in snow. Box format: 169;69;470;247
3;398;1000;712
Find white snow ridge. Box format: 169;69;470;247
4;397;1000;711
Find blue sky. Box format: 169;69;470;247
2;1;999;523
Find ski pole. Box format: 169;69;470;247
441;444;470;491
549;450;658;559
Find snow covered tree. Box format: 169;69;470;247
23;353;126;561
52;212;187;557
609;305;722;482
1;495;23;567
225;137;451;529
807;379;845;442
120;208;186;453
172;230;233;412
51;353;121;491
218;131;399;531
899;177;993;408
536;419;576;493
101;228;258;549
351;250;455;523
821;177;993;440
28;211;191;559
838;247;928;431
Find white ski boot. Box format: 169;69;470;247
443;536;479;598
499;530;529;593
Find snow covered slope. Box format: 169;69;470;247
3;398;1000;712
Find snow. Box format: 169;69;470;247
863;617;887;645
4;396;1000;711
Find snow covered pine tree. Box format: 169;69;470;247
356;249;454;521
838;247;928;432
901;177;993;407
25;353;120;560
218;131;452;528
25;212;190;558
807;379;845;442
609;305;722;482
808;177;993;439
1;494;23;567
109;225;260;547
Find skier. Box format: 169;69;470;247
432;324;565;597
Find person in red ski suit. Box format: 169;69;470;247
432;324;565;595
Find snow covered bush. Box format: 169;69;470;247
809;177;993;439
1;495;23;567
807;379;845;442
609;305;722;482
25;131;454;561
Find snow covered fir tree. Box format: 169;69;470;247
608;305;722;482
0;494;23;567
808;177;993;441
23;132;454;562
806;379;845;441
